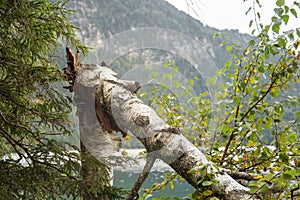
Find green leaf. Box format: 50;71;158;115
249;39;256;46
233;96;241;104
281;14;289;24
169;180;174;189
284;5;289;13
173;80;181;89
152;71;158;79
272;16;279;23
258;66;265;73
202;91;209;97
139;92;148;99
279;153;289;163
260;185;271;195
162;73;167;81
265;24;270;32
272;23;280;34
288;132;298;142
254;146;262;156
287;30;295;40
189;79;194;86
226;45;232;51
288;63;298;73
276;0;285;7
291;8;298;18
249;185;259;194
173;65;178;72
271;90;280;98
249;20;253;28
202;181;213;186
274;7;284;16
192;191;201;199
282;172;295;180
203;189;213;196
297;28;300;37
263;146;272;157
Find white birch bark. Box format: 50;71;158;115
76;64;257;200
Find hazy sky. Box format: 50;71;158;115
166;0;300;34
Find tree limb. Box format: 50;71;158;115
126;156;156;200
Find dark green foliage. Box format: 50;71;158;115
0;0;87;198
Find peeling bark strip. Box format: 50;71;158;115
65;48;257;200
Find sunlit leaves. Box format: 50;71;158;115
142;172;180;198
135;0;298;198
212;0;300;198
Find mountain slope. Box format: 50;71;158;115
67;0;251;69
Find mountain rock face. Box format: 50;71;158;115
67;0;251;72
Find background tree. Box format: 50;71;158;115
0;0;91;198
142;0;300;199
212;1;300;199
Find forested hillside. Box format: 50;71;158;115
66;0;251;70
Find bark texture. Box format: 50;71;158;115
65;49;115;200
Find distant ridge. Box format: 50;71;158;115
67;0;252;69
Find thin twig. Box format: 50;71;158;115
126;155;156;200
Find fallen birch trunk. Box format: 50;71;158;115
66;48;257;200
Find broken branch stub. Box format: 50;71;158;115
63;47;82;92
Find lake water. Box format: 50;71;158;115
114;170;194;199
113;149;194;199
